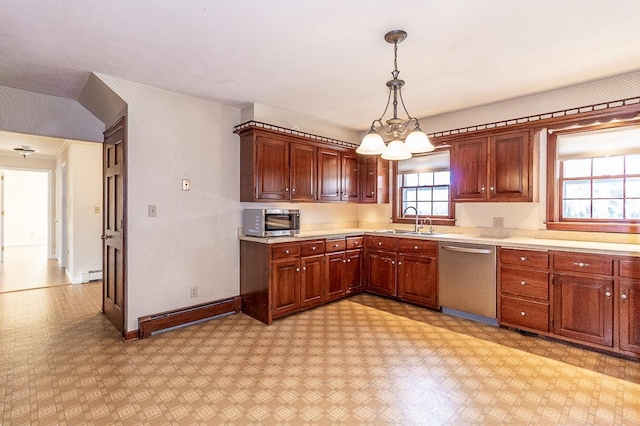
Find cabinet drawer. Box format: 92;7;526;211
271;243;300;260
346;236;364;250
366;235;398;251
325;238;346;253
500;295;549;332
397;239;437;256
619;257;640;279
500;266;549;300
500;248;549;269
300;240;325;256
553;252;613;276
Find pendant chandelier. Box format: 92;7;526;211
357;30;434;160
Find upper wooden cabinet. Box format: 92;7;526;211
237;125;388;203
451;130;534;202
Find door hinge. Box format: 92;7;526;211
270;304;273;311
551;319;554;328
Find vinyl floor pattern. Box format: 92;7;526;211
1;283;639;425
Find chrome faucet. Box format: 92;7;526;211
403;206;422;233
424;217;434;234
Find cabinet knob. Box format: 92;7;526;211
398;261;402;265
353;242;359;246
520;281;527;286
347;259;351;263
284;187;289;192
296;268;300;272
605;290;611;298
291;188;296;193
378;242;383;246
371;191;375;195
622;293;627;300
573;262;590;267
285;249;290;254
481;186;485;192
343;259;346;263
311;246;316;250
490;186;494;191
414;246;418;250
392;261;395;265
520;311;526;316
334;244;339;248
302;266;306;271
520;257;527;261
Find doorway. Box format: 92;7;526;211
0;169;67;293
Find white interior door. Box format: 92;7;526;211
0;170;4;263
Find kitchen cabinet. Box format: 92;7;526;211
345;237;365;295
290;142;317;201
325;238;347;301
618;258;640;356
498;248;550;333
365;236;398;297
300;240;326;308
397;239;438;308
552;252;614;347
318;149;360;202
451;130;533;202
359;156;389;204
271;257;301;318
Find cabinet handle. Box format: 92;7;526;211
398;261;402;265
333;244;339;248
378;242;383;246
481;186;485;192
284;187;289;192
291;188;296;193
285;249;290;254
311;246;316;251
605;290;611;298
296;268;300;272
572;262;590;267
414;246;418;250
347;259;351;263
520;311;526;316
520;257;527;261
622;293;627;300
302;266;306;271
520;281;527;285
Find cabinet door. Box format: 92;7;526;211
366;250;396;296
325;251;346;301
290;143;316;201
359;156;378;203
552;274;613;347
345;249;363;294
271;258;300;318
300;255;325;308
620;279;640;355
452;137;487;201
489;131;530;200
341;153;360;201
318;148;341;201
256;136;290;200
397;253;438;308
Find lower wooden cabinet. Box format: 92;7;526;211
552;273;614;347
345;249;364;294
500;295;549;332
366;250;397;297
271;257;301;318
619;279;640;355
325;251;346;301
300;254;325;308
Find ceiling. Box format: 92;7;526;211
0;131;68;159
2;1;640;132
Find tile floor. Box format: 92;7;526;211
1;284;639;425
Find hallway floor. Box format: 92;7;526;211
1;284;639;425
0;245;70;293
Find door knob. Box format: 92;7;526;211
101;235;113;240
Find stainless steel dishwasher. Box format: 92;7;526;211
438;242;497;325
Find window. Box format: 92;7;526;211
547;123;640;233
392;150;455;225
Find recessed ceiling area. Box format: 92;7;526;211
0;131;69;159
2;1;640;131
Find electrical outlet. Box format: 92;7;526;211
182;179;190;191
190;286;198;298
493;217;504;228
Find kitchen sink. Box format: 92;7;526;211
372;230;445;236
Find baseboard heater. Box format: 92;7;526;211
138;296;242;339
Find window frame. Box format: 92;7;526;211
391;150;455;226
546;120;640;234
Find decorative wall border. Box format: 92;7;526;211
427;97;640;139
234;120;359;149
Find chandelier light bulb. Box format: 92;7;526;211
356;130;386;155
381;138;411;161
405;129;435;153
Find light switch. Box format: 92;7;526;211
182;179;190;191
94;206;100;214
148;205;157;217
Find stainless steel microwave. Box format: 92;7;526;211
243;209;301;237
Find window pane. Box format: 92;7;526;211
626;154;640;174
626;177;640;198
563;199;591;218
563;180;591;199
593;156;624;177
592;178;623;198
434;171;450;185
563;159;591;178
419;172;433;186
402;202;415;216
432;202;448;216
592;199;623;219
433;186;449;201
404;173;418;187
417;203;431;216
417;187;431;201
626;199;640;219
404;188;417;202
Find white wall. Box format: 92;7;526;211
3;169;49;246
56;140;103;283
